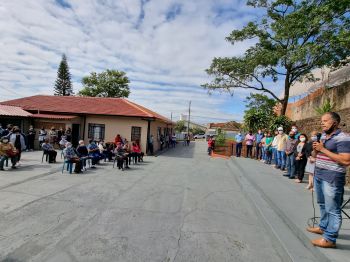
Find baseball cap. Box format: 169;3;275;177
277;127;283;131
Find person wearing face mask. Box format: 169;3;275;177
264;132;274;164
284;131;298;179
8;127;26;164
235;131;243;157
294;134;308;183
271;130;279;166
0;136;18;170
275;127;288;170
255;130;264;160
87;140;101;168
291;125;301;140
304;131;319;190
26;125;36;151
307;112;350;248
244;130;255;158
63;142;82;174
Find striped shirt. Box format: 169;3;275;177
315;129;350;186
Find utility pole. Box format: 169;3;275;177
170;112;173;135
187;101;191;137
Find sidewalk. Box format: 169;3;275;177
0;150;63;190
229;157;350;262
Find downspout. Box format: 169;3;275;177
146;120;151;154
82;115;86;140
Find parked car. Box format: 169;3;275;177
194;134;206;139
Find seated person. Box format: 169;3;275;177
63;142;82;173
0;136;18;170
98;140;109;161
59;136;68;150
114;134;123;146
41;139;57;163
132;141;144;163
114;142;129;170
123;140;133;165
105;143;115;161
87;140;101;167
76;140;90;169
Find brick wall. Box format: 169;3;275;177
286;80;350;121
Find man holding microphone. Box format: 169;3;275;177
307;112;350;248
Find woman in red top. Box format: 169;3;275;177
208;136;214;155
132;142;144;163
114;134;122;146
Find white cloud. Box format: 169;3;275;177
0;0;269;123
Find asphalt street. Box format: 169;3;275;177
0;141;340;262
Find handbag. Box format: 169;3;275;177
6;149;18;158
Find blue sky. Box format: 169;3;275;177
0;0;284;123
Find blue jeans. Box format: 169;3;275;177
277;150;286;169
286;154;296;177
314;176;344;243
272;147;277;164
261;147;266;161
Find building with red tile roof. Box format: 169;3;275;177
0;95;173;153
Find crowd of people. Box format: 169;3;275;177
229;112;349;249
230;124;321;188
0;124;146;173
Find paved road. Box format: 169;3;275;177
0;142;293;261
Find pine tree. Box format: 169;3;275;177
54;54;74;96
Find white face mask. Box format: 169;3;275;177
292;128;297;132
311;136;318;142
300;137;306;142
278;130;283;134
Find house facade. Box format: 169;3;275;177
0;95;173;153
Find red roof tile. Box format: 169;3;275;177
0;105;32;117
30;114;78;120
1;95;171;123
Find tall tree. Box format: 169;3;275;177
78;69;130;98
243;93;277;132
54;54;74;96
203;0;350;115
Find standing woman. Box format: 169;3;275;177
26;125;36;151
38;126;47;147
295;134;308;183
264;132;274;164
304;131;318;190
9;127;26;164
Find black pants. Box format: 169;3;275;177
256;145;261;159
296;158;307;181
148;143;154;155
246;145;253;158
48;150;57;163
236;143;242;157
27;135;35;150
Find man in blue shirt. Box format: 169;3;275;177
307;112;350;248
235;132;243;157
255;130;264;160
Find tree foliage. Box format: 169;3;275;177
243;93;277;132
203;0;350;115
243;93;291;132
192;126;206;135
79;70;130;98
174;120;186;133
54;54;73;96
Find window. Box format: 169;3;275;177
88;123;105;140
131;126;141;141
